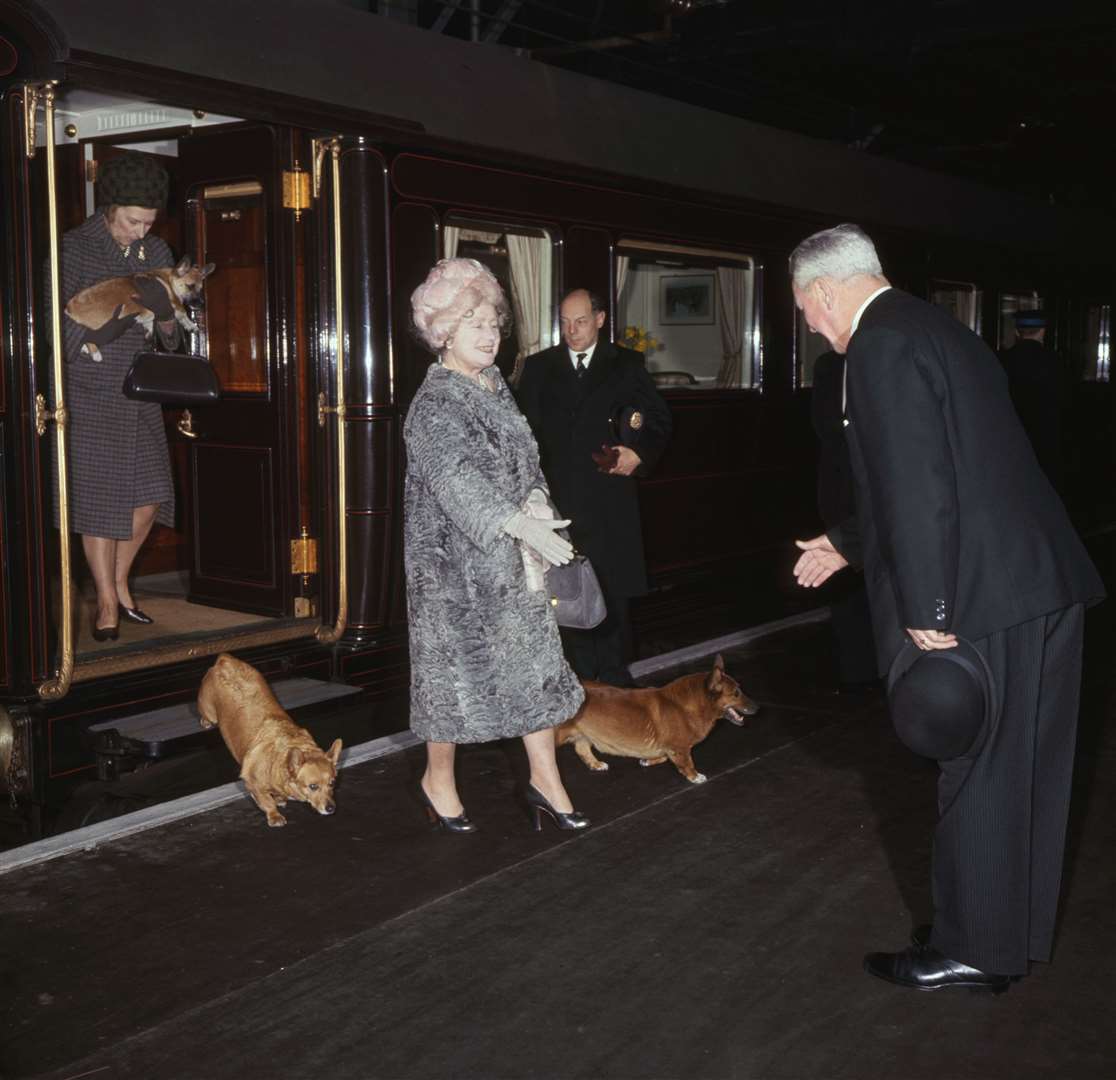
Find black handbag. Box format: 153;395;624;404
545;553;607;630
123;342;220;406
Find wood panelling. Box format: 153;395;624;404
192;443;277;588
200;200;268;394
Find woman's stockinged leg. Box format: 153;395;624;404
422;741;465;817
82;534;120;630
522;727;574;813
114;504;159;609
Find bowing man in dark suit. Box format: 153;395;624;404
810;350;879;692
516;288;672;685
790;224;1104;993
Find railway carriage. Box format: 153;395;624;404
0;0;1111;839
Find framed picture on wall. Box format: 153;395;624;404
660;273;716;325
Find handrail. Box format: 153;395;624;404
315;138;348;644
33;84;76;701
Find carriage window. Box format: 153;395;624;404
191;181;267;394
444;217;555;382
998;292;1043;350
1076;303;1111;382
931;280;982;333
615;243;758;389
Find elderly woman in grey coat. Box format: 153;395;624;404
57;152;179;642
405;258;588;833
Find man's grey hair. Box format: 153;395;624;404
789;223;883;290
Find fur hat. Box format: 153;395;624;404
97;152;169;210
886;638;995;761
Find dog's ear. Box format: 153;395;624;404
201;262;216;278
327;738;343;767
287;747;305;778
173;256;193;276
706;655;725;693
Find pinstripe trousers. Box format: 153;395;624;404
928;604;1085;976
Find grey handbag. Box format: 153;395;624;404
545;553;607;630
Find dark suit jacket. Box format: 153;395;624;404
515;340;672;598
811;350;857;529
999;338;1064;491
828;289;1103;673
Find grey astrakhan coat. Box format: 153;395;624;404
52;213;176;539
403;362;585;743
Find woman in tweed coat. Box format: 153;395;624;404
56;153;178;641
405;258;588;833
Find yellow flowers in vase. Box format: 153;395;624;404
620;325;663;354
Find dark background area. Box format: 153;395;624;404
366;0;1115;214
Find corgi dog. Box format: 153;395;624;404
65;256;215;362
197;654;342;828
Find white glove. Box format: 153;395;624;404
503;512;574;567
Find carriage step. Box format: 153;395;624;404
88;678;362;761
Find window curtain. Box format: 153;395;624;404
443;226;501;259
506;233;547;384
716;264;753;387
443;225;460;259
615;254;630;309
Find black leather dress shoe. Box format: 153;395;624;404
118;603;154;625
864;944;1011;993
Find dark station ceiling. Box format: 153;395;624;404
378;1;1116;215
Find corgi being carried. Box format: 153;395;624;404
65;256;215;363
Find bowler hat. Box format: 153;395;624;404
886;638;995;761
97;152;169;210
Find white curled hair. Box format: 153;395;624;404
789;223;883;290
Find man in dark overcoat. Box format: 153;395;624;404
516;288;672;685
790;224;1104;993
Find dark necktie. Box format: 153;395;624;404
576;353;588;378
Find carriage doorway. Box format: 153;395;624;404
34;93;322;667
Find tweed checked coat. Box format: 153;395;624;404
52;213;176;539
403;362;584;743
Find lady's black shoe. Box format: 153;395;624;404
525;784;590;832
91;621;119;642
118;603;154;625
418;784;477;833
864;943;1011;993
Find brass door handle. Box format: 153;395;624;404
177;410;200;439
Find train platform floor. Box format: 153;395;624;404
3;603;1115;1080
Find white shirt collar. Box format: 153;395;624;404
850;286;891;336
568;341;598;368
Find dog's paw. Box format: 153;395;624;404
688;772;708;785
266;812;288;827
589;760;609;771
179;314;198;332
80;343;104;363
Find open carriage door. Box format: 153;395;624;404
175;126;304;617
